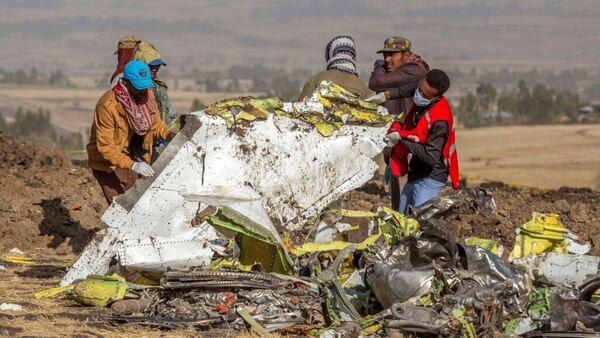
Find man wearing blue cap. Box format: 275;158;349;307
87;60;172;204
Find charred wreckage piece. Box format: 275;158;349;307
110;270;324;333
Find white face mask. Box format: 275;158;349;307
413;88;432;107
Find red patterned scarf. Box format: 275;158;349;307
112;80;157;135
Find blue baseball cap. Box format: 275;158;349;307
149;59;166;67
123;60;154;90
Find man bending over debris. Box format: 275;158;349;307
298;35;370;100
366;36;430;211
383;69;460;213
87;60;172;204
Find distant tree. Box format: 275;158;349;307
205;78;220;92
584;83;600;101
554;89;581;120
11;107;24;135
190;98;205;112
29;67;39;84
57;132;84;150
251;76;269;92
457;92;481;127
226;78;240;92
14;69;27;85
1;106;88;150
530;84;555;123
476;82;497;112
269;75;300;101
497;90;518;115
49;69;71;87
515;80;532;121
0;112;6;132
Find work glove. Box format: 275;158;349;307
131;162;155;178
384;131;401;147
364;92;387;104
374;59;385;68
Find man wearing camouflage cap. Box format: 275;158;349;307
367;37;430;113
366;36;430;211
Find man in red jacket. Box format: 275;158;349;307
383;69;460;214
367;36;430;211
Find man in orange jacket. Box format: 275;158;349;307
87;60;171;204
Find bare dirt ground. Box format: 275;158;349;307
0;249;272;337
457;124;600;190
0;132;105;253
2;128;600;336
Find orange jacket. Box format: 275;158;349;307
86;89;170;173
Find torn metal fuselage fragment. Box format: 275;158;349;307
62;105;388;285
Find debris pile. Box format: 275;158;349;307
112;270;324;334
22;89;600;336
41;195;600;336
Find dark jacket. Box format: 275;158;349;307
401;105;449;183
368;60;429;115
298;69;370;101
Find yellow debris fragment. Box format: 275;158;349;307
3;255;35;264
509;213;570;261
34;285;75;299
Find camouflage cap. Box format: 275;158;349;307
133;42;166;66
114;35;142;54
376;36;411;53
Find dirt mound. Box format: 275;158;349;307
337;175;600;255
0;133;68;169
443;182;600;256
0;132;105;254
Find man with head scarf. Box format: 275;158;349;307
110;35;142;86
298;35;370;100
88;60;172;204
133;42;178;132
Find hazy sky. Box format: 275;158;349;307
1;0;599;75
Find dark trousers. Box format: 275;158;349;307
92;168;138;205
390;176;400;211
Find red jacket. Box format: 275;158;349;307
386;121;426;177
388;97;460;189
